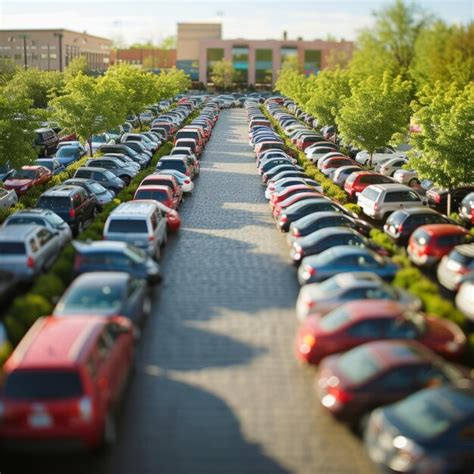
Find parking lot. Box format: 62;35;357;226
3;109;376;474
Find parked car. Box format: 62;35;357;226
73;167;125;195
296;272;421;321
156;169;194;193
0;224;60;281
98;144;148;169
355;147;406;167
332;166;362;187
0;187;18;209
55;143;86;167
426;186;474;215
103;201;167;259
455;276;474;321
344;171;394;198
296;300;466;365
459;192;474;225
85;158;136;185
0;162;14;182
53;272;149;327
34;127;59;157
35;158;66;176
0;316;134;450
3;208;72;248
36;185;96;236
376;157;408;176
72;241;161;285
365;386;474;474
133;185;179;211
155;158;190;177
270;184;320;209
139;174;182;204
4;166;52;196
437;244;474;290
63;178;114;208
265;177;320;200
316;340;468;424
85;133;114;155
290;227;386;266
358;184;424;221
273;191;324;218
408;224;471;267
393;168;419;186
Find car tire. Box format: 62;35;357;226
102;411;117;447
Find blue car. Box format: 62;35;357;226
365;386;474;474
297;245;399;285
72;240;161;285
55;144;84;166
36;158;66;176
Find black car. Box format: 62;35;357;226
99;144;148;168
288;210;373;239
426;186;474;214
383;207;454;244
34;128;59;157
36;185;96;236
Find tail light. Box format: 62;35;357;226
69;208;76;218
27;256;35;268
434;194;441;204
148;235;155;241
293;228;301;237
280;215;288;223
374;202;379;211
303;298;315;309
397;224;404;232
184;179;191;184
300;333;316;355
328;386;353;403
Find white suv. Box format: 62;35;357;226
357;183;424;221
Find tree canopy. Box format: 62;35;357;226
210;60;234;90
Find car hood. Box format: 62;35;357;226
4;179;31;187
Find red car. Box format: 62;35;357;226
0;316;134;450
270;184;320;209
134;185;179;210
296;136;327;151
139;174;183;205
408;224;471;267
344;171;393;198
154;201;181;232
296;300;466;365
319;156;355;175
4;165;52;195
273;192;323;219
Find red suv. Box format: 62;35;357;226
344;171;393;198
408;224;471;266
134;185;179;210
0;316;134;450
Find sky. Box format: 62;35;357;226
0;0;472;45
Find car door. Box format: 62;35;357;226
124;277;147;323
155;208;167;244
36;227;57;269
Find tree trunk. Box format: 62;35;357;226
447;190;452;216
368;151;373;169
137;115;142;132
88;136;93;157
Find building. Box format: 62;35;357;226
0;29;112;72
110;48;176;70
175;23;354;86
176;23;222;81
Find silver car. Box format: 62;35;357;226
2;208;72;248
0;224;61;281
455;277;474;321
0;187;18;209
437;244;474;290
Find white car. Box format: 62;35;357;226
376;157;408;176
156;169;194;193
393;168;419;186
85;133;114;155
0;187;18;209
455;278;474;321
355;147;407;167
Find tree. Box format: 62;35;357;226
129;41;156;49
154;68;190;98
50;73;127;155
305;68;351;133
210;60;234;90
337;72;412;168
0;58;19;86
408;82;474;212
274;68;308;102
4;68;64;109
0;89;39;168
158;36;176;50
64;56;92;81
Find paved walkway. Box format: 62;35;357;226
4;109;376;474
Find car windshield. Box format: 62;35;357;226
13;169;37;179
135;189;168;201
6;216;45;227
37;161;53;170
37;196;71;210
4;370;83;399
0;165;10;173
59;284;123;312
158;161;186;172
337;345;381;384
320;306;351;332
391;389;473;440
315;277;342;295
89;182;107;193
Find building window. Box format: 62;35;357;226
31;53;38;60
206;48;224;82
50;53;57;59
280;46;298;68
232;46;248;84
256;49;273;84
40;53;48;59
304;49;321;75
14;54;22;60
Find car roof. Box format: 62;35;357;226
136;185;169;192
0;224;46;239
71;271;130;286
303;226;359;240
20;165;43;171
395;207;440;216
344;300;403;320
418;224;467;235
7;316;104;369
76;166;108;172
41;185;83;196
366;340;433;367
111;200;157;215
334;272;383;287
74;240;129;252
7;208;51;217
369;183;413;191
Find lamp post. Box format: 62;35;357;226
19;34;28;70
53;32;64;71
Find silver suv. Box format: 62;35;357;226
357;183;424;221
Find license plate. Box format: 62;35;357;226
29;413;52;428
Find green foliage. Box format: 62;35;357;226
370;229;398;254
0;57;20;86
408;81;474;188
30;274;66;302
343;203;362;216
337;72;412;167
6;294;53;332
210;60;234;90
64;56;92;81
158;35;177;50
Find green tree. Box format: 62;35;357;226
155;67;190;98
210;60;234;90
337;72;412;168
305;68;351;133
159;36;176;50
0;89;38;168
129;40;156;49
274;68;308;103
0;58;19;86
64;56;92;81
50;73;127;155
408;81;474;212
4;68;64;109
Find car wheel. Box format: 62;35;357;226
103;411;117;447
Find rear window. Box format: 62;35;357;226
135;189;168;201
157;161;186;172
337;345;381;384
361;187;381;201
107;219;148;233
320;306;351;332
0;242;26;254
386;212;406;226
143;179;171;187
4;370;83;399
37;196;71;210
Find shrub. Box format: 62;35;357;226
30;273;66;302
6;294;53;334
370;229;398;255
393;267;422;289
0;339;12;366
344;203;362;216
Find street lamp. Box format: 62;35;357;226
53;32;64;71
17;34;28;70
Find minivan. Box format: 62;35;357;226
103;201;167;259
0;316;134;450
357;183;424;221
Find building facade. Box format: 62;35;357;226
0;29;112;72
110;48;176;70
